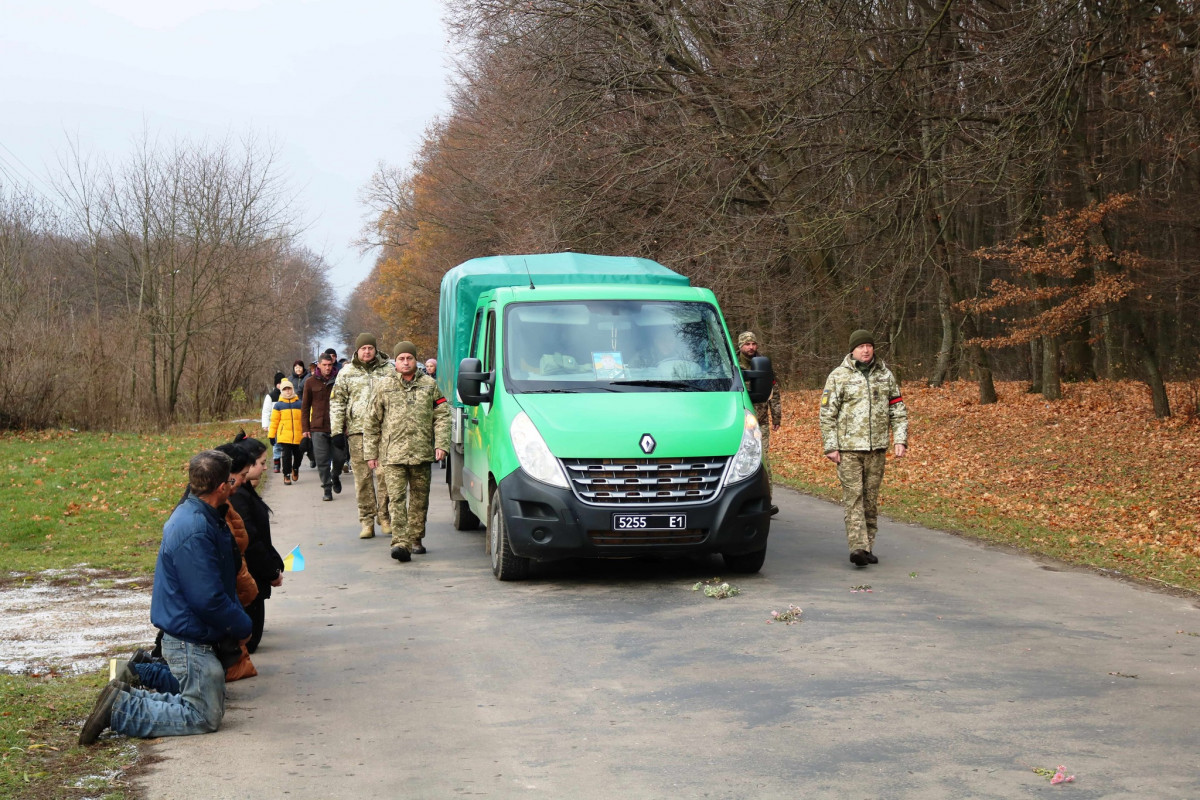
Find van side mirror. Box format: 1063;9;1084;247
457;357;493;406
742;356;773;404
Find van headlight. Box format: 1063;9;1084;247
510;411;568;488
725;410;762;484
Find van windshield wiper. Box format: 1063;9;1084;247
520;386;619;394
609;380;699;391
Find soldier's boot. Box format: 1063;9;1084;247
412;537;427;555
849;549;870;567
359;523;375;540
390;545;411;562
380;520;392;536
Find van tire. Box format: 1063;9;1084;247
488;487;530;581
453;500;480;531
722;548;766;574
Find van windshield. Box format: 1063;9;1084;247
504;300;739;394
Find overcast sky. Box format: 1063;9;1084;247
0;0;452;300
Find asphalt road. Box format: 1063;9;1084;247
137;464;1200;799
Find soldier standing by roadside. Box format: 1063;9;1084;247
737;331;782;514
819;329;908;567
302;353;347;502
330;333;393;539
363;341;450;562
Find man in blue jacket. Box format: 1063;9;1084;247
80;450;252;744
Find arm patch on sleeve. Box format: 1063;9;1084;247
435;397;447;405
820;390;830;407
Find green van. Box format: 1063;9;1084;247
436;253;774;580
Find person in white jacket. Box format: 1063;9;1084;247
261;372;285;472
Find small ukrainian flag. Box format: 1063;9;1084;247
283;545;305;572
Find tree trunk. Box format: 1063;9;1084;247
1029;338;1043;393
1042;336;1061;400
929;270;953;387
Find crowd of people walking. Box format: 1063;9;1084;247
80;334;448;745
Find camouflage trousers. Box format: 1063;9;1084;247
347;433;390;527
380;463;432;549
836;449;886;553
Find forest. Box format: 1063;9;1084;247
5;1;1199;430
354;0;1200;418
0;136;337;428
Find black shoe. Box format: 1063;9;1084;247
79;680;129;745
323;487;333;501
390;545;411;562
865;551;879;564
130;648;154;665
850;549;871;567
769;505;780;516
412;544;427;555
332;475;342;494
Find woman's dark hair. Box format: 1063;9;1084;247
215;442;250;474
233;429;268;461
292;359;305;373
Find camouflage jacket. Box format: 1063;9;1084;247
738;352;782;428
329;352;393;436
819;354;907;453
362;373;451;465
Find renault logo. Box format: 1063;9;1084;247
639;433;656;454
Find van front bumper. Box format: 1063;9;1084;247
495;466;771;561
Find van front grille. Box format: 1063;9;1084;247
588;529;707;546
561;457;728;506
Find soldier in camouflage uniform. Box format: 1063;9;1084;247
737;332;782;513
363;341;450;562
330;333;393;540
819;329;908;567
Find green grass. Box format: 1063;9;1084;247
1;426;251;577
0;673;135;799
1;424;266;798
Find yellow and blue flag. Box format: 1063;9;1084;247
283;545;305;572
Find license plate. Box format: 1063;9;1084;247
612;513;687;531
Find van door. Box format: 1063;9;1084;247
463;305;496;506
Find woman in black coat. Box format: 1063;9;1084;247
231;432;285;653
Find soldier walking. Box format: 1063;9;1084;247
363;341;450;562
330;333;393;540
819;329;908;567
737;331;782;514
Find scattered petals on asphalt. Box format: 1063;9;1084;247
1108;671;1138;678
909;571;918;578
691;578;740;598
768;605;803;625
1051;765;1075;784
1033;765;1076;784
850;584;872;592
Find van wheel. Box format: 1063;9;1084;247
453;500;480;531
488;487;530;581
723;548;766;574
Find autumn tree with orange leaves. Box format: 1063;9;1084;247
960;195;1173;416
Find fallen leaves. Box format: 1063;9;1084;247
773;379;1200;584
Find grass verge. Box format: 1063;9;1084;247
1;422;268;798
0;672;138;799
